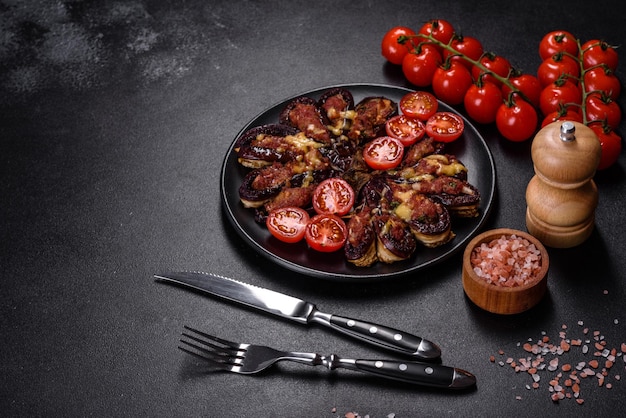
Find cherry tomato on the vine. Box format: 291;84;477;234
432;61;473;105
496;98;538;142
583;66;621;101
585;93;622;130
443;35;484;69
305;213;348;253
312;178;355;216
266;206;310;244
539;79;582;116
464;81;503;124
363;136;405;170
537;53;580;87
502;73;542;108
381;26;417;65
472;54;512;87
402;44;442;87
539;30;579;61
399;91;438;120
582;39;619;71
541;107;582;128
418;19;455;53
425;112;465;142
385;114;426;146
589;123;622;170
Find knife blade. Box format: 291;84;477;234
155;271;441;360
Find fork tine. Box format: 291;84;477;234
182;325;240;350
179;326;248;369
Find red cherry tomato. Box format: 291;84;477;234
432;61;473;105
312;178;355;216
539;79;582;116
425;112;465;142
464;81;504;124
401;44;442;87
417;19;455;53
305;213;348;253
381;26;417;65
539;30;579;61
472;54;512;87
584;66;621;101
362;136;405;170
266;206;310;244
399;91;438;120
589;124;622;170
443;35;484;69
540;108;583;128
496;98;538;142
582;39;619;71
537;53;580;87
585;93;622;130
385;114;426;146
502;73;542;108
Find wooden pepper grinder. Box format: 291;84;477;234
525;121;601;248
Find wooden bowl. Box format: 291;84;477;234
462;228;549;315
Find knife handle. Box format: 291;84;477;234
310;310;441;360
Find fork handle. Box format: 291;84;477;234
309;310;441;360
348;359;476;389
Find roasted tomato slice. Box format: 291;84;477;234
399;91;438;121
305;213;348;253
266;206;310;243
385;115;426;146
425;112;465;142
363;136;405;170
312;178;355;216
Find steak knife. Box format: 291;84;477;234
155;271;441;360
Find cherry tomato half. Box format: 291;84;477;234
589;124;622;170
266;206;310;244
312;178;355;216
425;112;465;142
539;30;579;61
363;136;405;170
305;213;348;253
399;91;438;121
496;98;538;142
381;26;416;65
385;114;426;146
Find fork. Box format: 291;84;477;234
179;326;476;389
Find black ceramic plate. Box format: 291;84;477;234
220;83;496;281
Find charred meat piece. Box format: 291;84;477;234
318;88;355;136
398;154;468;181
264;185;315;213
239;163;293;208
374;213;416;263
279;96;332;144
389;182;454;247
235;125;319;169
347;96;398;142
345;208;377;267
409;176;481;217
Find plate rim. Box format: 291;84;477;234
220;83;496;282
